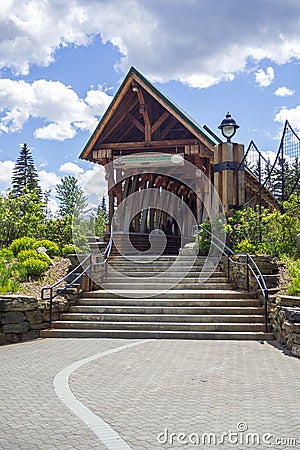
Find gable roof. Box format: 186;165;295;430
80;66;220;160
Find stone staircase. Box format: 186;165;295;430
41;255;273;340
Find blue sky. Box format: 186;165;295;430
0;0;300;207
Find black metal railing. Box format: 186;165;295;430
196;227;269;332
237;120;300;208
41;229;113;327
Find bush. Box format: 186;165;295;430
32;239;59;257
0;248;14;262
235;239;258;254
281;257;300;295
17;249;40;262
10;237;37;256
17;249;52;265
40;216;72;248
0;262;19;294
194;227;211;255
61;244;81;257
21;258;49;280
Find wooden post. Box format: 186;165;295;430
213;142;245;211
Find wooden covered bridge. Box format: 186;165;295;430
80;67;277;254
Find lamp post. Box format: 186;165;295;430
214;112;244;211
218;112;239;142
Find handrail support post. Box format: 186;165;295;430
227;257;230;283
49;287;53;328
246;254;250;292
264;289;269;333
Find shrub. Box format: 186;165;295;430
281;257;300;295
61;244;81;257
17;249;40;262
35;252;52;264
10;237;37;256
235;239;258;254
32;239;59;257
21;258;49;280
0;262;19;294
40;216;72;248
0;248;14;262
17;249;52;265
194;227;211;255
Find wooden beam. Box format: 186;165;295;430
151;111;170;134
135;76;215;156
160;117;177;139
136;88;151;142
155;175;168;188
126;112;144;133
96;138;200;151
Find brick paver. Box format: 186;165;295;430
0;338;299;450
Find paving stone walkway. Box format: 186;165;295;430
0;338;299;450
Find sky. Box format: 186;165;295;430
1;0;300;208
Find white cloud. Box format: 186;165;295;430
1;1;300;88
0;78;112;141
0;160;14;185
78;165;107;201
38;170;61;191
0;157;107;208
60;162;84;175
0;160;61;193
0;160;15;192
274;105;300;132
47;197;59;215
274;86;295;97
255;67;275;87
253;149;277;165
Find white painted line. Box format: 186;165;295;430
54;340;151;450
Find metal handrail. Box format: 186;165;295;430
197;226;269;332
41;228;113;327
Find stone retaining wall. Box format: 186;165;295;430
219;255;300;357
219;254;279;291
269;295;300;358
0;295;69;345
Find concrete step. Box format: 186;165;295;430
82;289;256;299
106;271;226;278
103;273;227;284
42;253;272;341
106;260;221;266
50;320;265;332
78;298;261;307
107;258;219;265
69;305;264;315
60;313;265;323
100;282;235;291
108;256;209;261
41;329;274;340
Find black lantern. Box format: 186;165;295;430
218;113;239;142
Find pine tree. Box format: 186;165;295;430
100;196;107;212
282;158;300;198
95;203;108;237
55;175;87;217
11;143;42;198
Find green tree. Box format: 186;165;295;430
55;176;87;217
283;158;300;198
95;204;108;237
0;190;45;247
11;143;42;198
100;196;107;212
